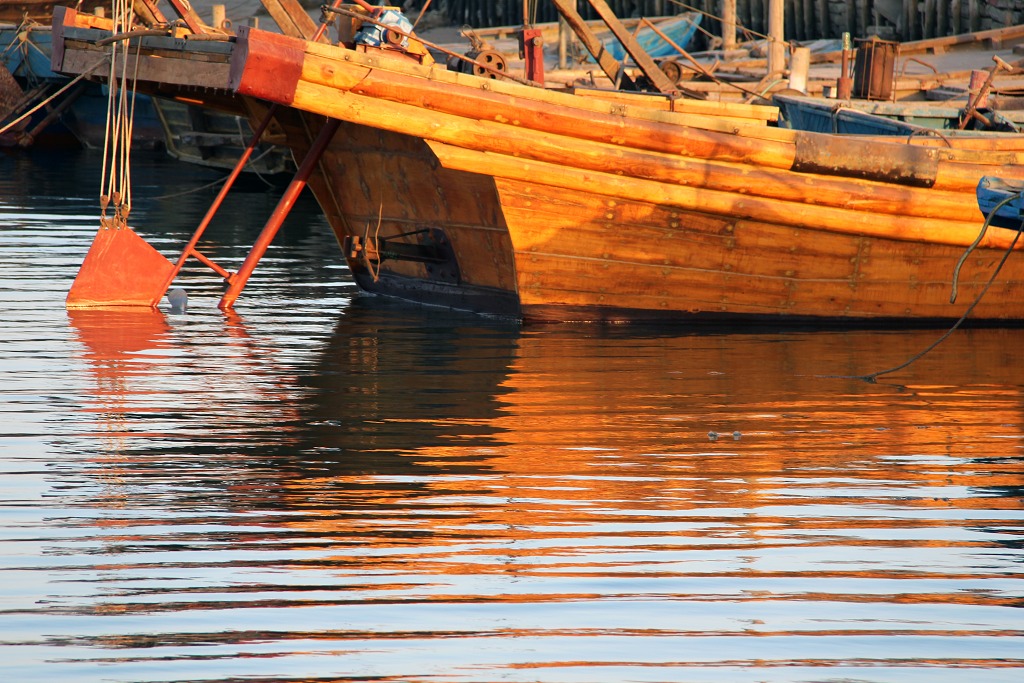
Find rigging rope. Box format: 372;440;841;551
100;0;141;229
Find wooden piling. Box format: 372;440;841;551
788;45;810;92
722;0;737;49
212;4;226;31
767;0;784;76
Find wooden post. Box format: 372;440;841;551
558;16;568;70
969;0;980;32
721;0;737;50
924;0;936;39
951;0;962;35
767;0;784;77
788;45;810;92
902;0;915;40
212;4;226;31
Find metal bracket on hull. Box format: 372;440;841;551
345;227;461;285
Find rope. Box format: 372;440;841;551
146;146;282;200
823;194;1023;383
0;57;107;136
669;0;771;45
666;0;736;47
234;115;280;189
950;190;1020;303
362;203;383;283
905;127;953;148
99;0;140;228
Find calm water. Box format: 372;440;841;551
1;148;1022;683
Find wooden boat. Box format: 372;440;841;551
51;2;1024;324
151;96;295;179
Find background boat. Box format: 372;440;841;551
152;97;295;180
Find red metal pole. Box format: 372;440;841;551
218;118;341;310
315;0;347;41
350;0;377;13
159;105;278;295
160;2;343;296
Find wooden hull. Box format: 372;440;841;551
51;8;1024;324
306;116;1024;324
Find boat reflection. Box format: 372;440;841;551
56;304;1024;676
66;305;1024;514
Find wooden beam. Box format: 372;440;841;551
164;0;207;33
259;0;320;40
579;0;678;93
549;0;637;90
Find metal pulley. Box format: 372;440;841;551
659;59;683;85
449;48;508;79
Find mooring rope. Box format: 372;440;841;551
147;146;282;200
823;192;1023;383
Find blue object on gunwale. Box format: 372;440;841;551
977;176;1024;231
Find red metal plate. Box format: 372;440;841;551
66;225;175;308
